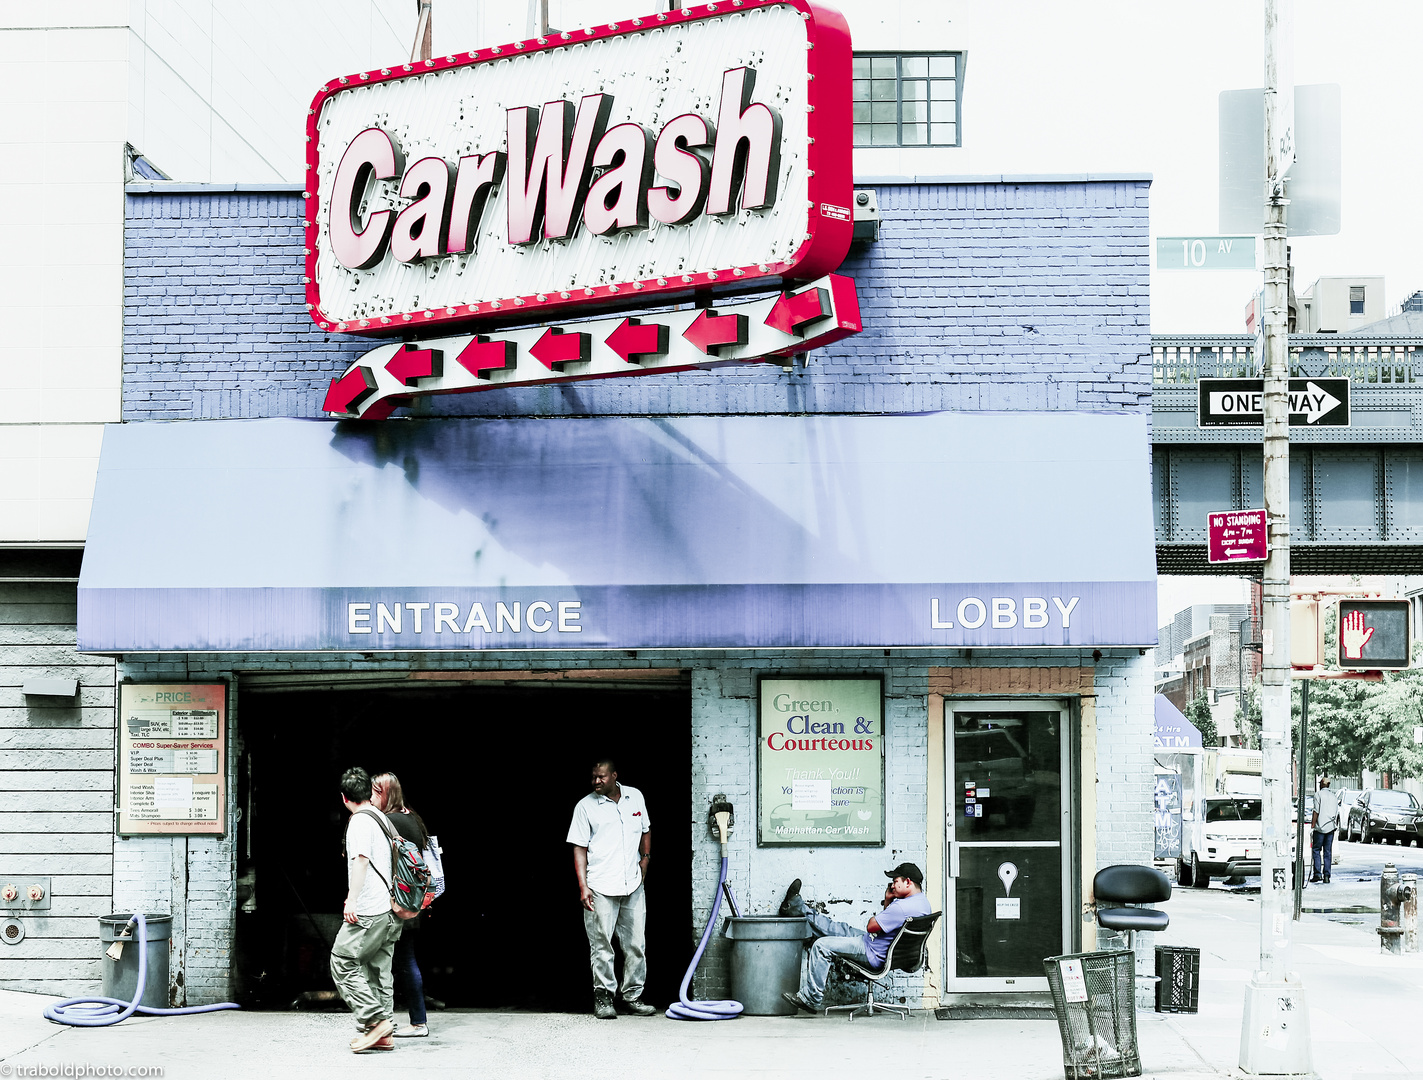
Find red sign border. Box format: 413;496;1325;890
1206;508;1269;564
303;0;853;337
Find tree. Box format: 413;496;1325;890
1357;643;1423;781
1185;692;1218;747
1234;684;1262;749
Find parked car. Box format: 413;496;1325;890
1293;794;1314;825
1336;789;1361;829
1179;796;1263;888
1345;788;1423;846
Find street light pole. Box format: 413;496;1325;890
1239;1;1314;1073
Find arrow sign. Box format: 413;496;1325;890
765;287;831;336
1198;377;1350;427
683;309;748;355
605;318;669;364
322;366;379;415
529;327;591;371
1296;381;1342;423
385;344;443;385
456;336;517;379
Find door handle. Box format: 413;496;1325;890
948;840;960;878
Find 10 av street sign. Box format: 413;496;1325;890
1197;377;1350;427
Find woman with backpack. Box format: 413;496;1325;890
371;771;434;1038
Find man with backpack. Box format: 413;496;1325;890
332;766;403;1053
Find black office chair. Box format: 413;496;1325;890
825;911;942;1020
1093;864;1171;980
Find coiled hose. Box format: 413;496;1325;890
44;914;241;1026
666;855;744;1020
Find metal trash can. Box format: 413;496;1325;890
99;914;171;1009
1044;950;1141;1080
723;916;808;1015
1154;945;1200;1013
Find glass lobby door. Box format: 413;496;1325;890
945;700;1071;992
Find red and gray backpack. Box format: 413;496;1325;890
356;808;434;920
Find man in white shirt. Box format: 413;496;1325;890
567;759;656;1019
1311;777;1340;884
330;766;403;1052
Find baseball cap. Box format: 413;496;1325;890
884;862;924;886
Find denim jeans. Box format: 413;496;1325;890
784;895;869;1007
1312;829;1335;879
393;928;426;1025
583;883;647;999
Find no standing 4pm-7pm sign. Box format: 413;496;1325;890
1208;509;1268;564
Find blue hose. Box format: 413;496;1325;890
666;855;744;1020
44;914;241;1026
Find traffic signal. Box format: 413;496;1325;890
1336;600;1412;670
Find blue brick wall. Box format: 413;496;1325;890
123;180;1150;420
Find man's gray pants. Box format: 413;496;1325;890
330;911;402;1027
583;883;647;1000
785;894;870;1007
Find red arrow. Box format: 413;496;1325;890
456;336;517;379
385;345;443;385
605;318;669;364
682;309;748;355
322;366;378;415
529;327;591;371
765;287;831;336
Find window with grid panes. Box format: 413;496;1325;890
852;54;960;147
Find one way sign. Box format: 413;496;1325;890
1197;377;1350;427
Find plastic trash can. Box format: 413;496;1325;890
1044;950;1141;1080
723;916;809;1015
1154;945;1200;1013
100;914;171;1009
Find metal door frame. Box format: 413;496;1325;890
943;697;1073;993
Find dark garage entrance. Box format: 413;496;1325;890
234;678;693;1012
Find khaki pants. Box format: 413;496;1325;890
329;911;401;1027
583;884;647;1000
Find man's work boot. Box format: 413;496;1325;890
622;996;659;1016
778;879;802;917
782;991;818;1014
593;989;618;1019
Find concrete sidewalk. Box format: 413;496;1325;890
0;889;1418;1080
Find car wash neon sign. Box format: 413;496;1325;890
304;0;853;336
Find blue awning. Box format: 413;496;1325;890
78;412;1157;652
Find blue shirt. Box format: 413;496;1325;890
864;892;932;967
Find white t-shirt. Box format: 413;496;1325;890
346;809;394;917
1315;787;1340;833
567;784;650;896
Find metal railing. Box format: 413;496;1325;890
1153;336;1423;387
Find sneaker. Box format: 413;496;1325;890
350;1018;394;1052
593;989;618;1019
394;1023;429;1038
622;997;659;1017
370;1036;395;1051
778;879;803;917
782;991;818;1014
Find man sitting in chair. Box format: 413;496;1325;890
780;862;932;1014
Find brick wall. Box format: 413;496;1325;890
123;179;1151;421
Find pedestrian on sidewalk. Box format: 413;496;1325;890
779;862;933;1014
567;758;658;1019
1312;777;1340;884
331;766;402;1053
372;771;432;1039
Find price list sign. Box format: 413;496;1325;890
118;683;227;835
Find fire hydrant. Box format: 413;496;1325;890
1379;863;1418;954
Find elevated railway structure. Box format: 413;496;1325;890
1153;334;1423;574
